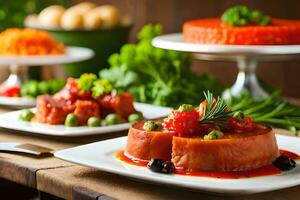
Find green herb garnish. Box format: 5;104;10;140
91;79;113;98
78;73;97;92
198;91;232;127
221;5;270;26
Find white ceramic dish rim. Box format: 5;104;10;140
152;33;300;55
0;46;94;65
0;102;172;136
54;135;300;195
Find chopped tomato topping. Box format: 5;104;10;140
164;109;202;137
227;116;256;133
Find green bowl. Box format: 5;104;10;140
47;26;131;77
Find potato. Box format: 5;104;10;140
92;5;120;28
68;2;96;15
38;5;66;28
61;10;83;30
24;14;39;27
83;12;103;30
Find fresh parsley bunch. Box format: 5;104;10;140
99;24;224;107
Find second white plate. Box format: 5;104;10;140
55;135;300;195
0;103;172;136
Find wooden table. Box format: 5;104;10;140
0;109;299;200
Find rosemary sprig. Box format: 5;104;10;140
198;91;232;127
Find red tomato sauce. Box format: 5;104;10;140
116;149;299;179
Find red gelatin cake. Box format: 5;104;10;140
183;18;300;45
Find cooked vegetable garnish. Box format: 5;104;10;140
65;113;78;127
19;109;35;122
226;92;300;135
87;117;101;127
105;113;120;125
99;24;224;107
221;5;270;26
204;130;224;140
143;121;161;131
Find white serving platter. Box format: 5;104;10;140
152;33;300;56
55;135;300;195
0;46;94;66
0;103;172;136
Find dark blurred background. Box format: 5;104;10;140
1;0;300;97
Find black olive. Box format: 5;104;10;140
147;159;164;172
161;161;176;174
273;155;296;171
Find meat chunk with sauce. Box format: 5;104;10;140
98;92;136;119
34;95;75;124
74;100;101;125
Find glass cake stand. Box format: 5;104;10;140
152;33;300;99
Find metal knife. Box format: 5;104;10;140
0;142;53;155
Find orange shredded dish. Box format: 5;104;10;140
0;28;65;55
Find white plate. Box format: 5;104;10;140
0;96;36;108
0;46;94;66
152;33;300;55
0;103;172;136
55;135;300;195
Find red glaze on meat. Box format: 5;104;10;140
74;100;101;125
98;92;136;119
53;78;92;105
34;95;75;124
35;77;136;126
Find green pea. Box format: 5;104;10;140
87;117;101;127
19;109;35;122
65;113;78;127
128;113;143;123
233;111;245;121
204;130;223;140
105;114;119;125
